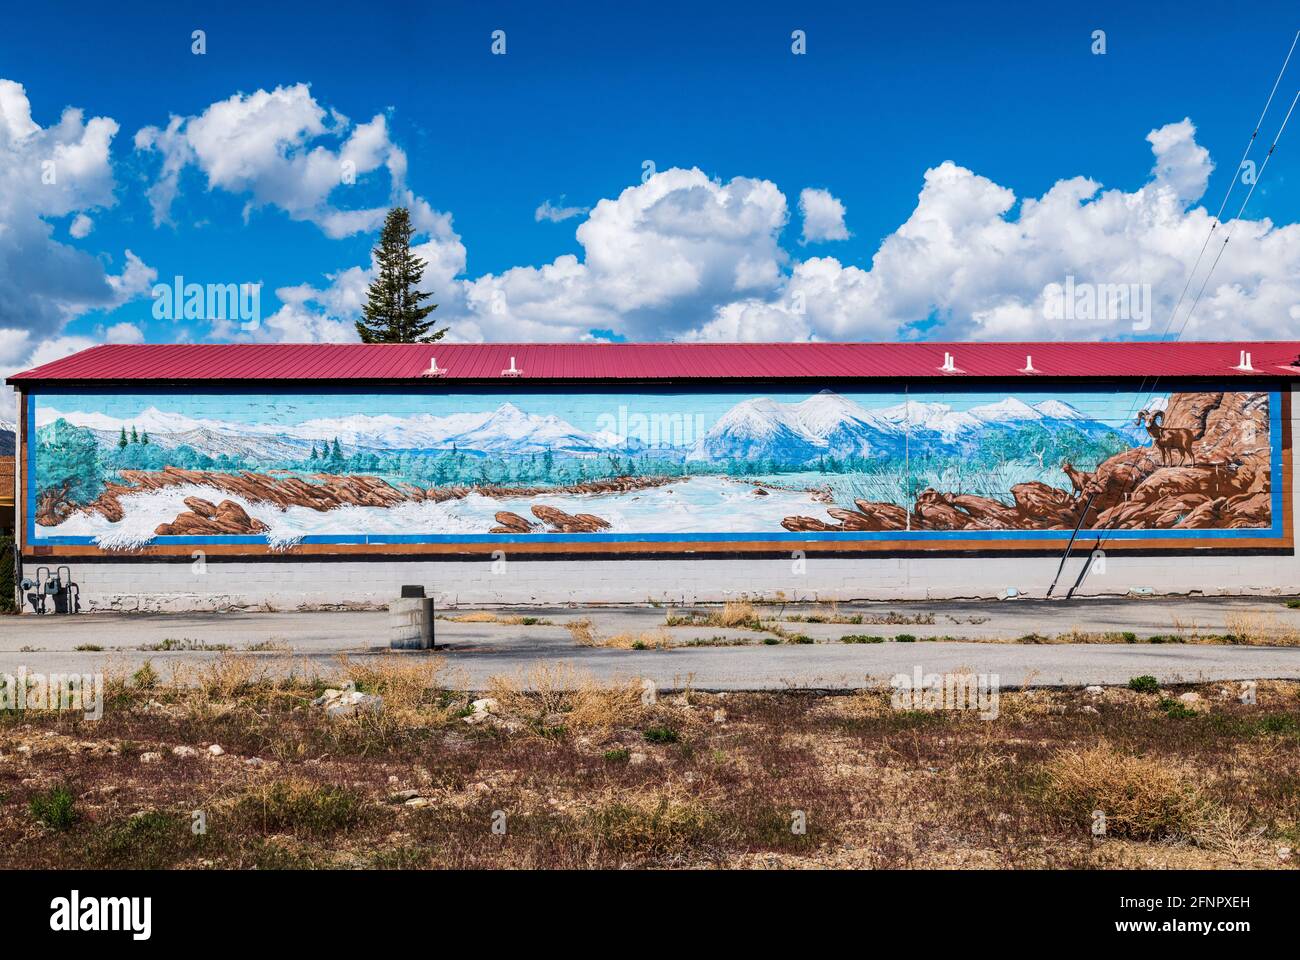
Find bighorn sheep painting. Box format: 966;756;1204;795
1059;460;1094;497
1135;409;1197;466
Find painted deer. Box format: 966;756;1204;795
1059;460;1093;497
1135;409;1196;467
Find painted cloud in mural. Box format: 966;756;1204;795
28;388;1274;549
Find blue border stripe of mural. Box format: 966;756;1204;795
25;386;1286;547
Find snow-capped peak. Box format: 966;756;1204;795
969;397;1043;422
1032;399;1086;420
36;406;208;434
711;398;814;440
794;390;896;437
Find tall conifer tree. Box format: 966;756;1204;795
355;207;446;343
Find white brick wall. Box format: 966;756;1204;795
20;547;1299;612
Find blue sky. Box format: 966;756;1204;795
2;0;1299;414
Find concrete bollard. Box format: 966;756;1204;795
389;597;434;649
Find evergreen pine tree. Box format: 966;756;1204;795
354;207;446;343
309;444;318;461
118;427;128;449
130;426;139;444
331;437;343;461
141;431;150;446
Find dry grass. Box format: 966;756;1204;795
447;612;553;625
3;668;1297;870
485;663;647;735
1040;741;1208;840
190;653;274;701
1224;611;1300;646
565;617;597;645
716;600;758;628
338;654;448;713
592;629;674;649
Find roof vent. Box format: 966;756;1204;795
420;357;446;378
1020;354;1039;374
501;355;522;378
939;351;961;373
1232;350;1255;372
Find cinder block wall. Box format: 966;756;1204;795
17;547;1299;613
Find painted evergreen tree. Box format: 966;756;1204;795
130;426;139;444
355;207;446;343
118;426;128;449
309;444;318;461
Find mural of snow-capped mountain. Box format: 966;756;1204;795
37;390;1138;467
688;392;906;462
0;418;15;455
688;390;1128;464
36;403;635;461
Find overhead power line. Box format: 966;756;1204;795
1044;32;1299;600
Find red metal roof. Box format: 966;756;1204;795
8;341;1300;384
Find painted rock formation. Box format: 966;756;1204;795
531;505;612;533
489;511;537;533
155;498;269;536
781;391;1272;534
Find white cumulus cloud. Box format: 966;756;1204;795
135;84;421;239
798;187;850;243
276;119;1298;348
0;78;156;416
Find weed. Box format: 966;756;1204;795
30;786;78;831
232;780;365;838
140;638;231;652
1158;697;1198;720
131;662;159;689
643;726;680;744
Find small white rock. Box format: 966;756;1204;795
629;752;648;766
1178;692;1201;704
712;709;727;723
470;697;499;714
1278;846;1293;861
325;691;383;718
172;745;198;758
311;688;344;707
140;752;162;764
404;796;432;809
1085;685;1104;696
207;744;224;756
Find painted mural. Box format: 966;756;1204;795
27;388;1277;549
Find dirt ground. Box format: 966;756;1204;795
1;656;1297;869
